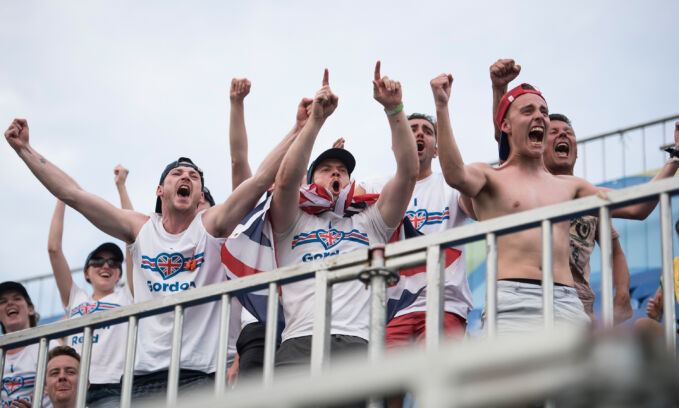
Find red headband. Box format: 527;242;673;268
494;84;545;128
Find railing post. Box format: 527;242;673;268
262;282;279;386
659;192;676;356
620;132;626;178
33;337;49;408
486;233;498;338
541;220;554;329
367;246;387;408
120;315;138;408
599;206;614;328
310;270;332;376
368;246;387;363
215;293;231;395
76;326;94;408
425;245;445;350
167;305;185;405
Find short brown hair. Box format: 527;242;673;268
48;346;81;364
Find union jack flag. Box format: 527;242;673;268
2;375;34;396
222;183;431;324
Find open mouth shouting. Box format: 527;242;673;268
331;180;341;195
554;140;570;158
177;184;191;197
528;126;544;147
416;141;425;152
6;307;18;318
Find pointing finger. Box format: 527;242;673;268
374;61;381;81
322;68;329;86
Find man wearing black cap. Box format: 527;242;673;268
4;115;298;395
269;63;418;367
48;200;130;407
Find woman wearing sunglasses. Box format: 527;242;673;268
48;196;133;408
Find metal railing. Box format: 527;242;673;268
487;114;679;183
2;177;678;408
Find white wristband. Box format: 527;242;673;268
668;157;679;163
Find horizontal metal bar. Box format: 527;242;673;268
0;249;370;349
385;176;679;258
576;114;679;145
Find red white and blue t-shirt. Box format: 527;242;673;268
360;172;472;319
275;204;394;342
65;282;132;384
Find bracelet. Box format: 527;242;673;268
385;102;404;116
664;147;679;158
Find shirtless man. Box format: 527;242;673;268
490;59;679;325
270;63;418;366
434;74;605;332
4;115;296;396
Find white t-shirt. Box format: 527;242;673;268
275;204;394;341
2;343;52;408
65;283;132;384
360;173;472;318
130;211;226;374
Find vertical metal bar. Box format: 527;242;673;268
485;233;498;339
0;348;5;386
641;127;647;172
368;246;387;362
367;246;387;408
33;337;49;408
425;245;445;351
599;206;614;328
620;132;626;178
663;121;667;146
215;294;231;395
601;138;606;182
310;270;332;376
76;326;94;408
541;220;554;329
659;193;677;356
262;282;279;386
167;305;185;405
120;315;138;408
582;143;587;180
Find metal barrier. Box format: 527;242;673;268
487;114;679;183
2;177;678;408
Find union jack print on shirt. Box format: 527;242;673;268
141;252;205;280
70;301;120;317
406;207;450;230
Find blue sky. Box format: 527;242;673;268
1;0;678;283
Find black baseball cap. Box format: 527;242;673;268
202;186;215;207
0;281;32;303
83;243;124;273
155;157;204;213
306;148;356;184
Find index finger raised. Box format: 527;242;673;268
374;60;382;81
322;68;329;86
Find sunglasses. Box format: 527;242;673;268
88;258;121;269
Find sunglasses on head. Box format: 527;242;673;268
88;258;121;268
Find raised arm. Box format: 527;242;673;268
371;61;418;228
270;69;337;234
489;59;521;144
229;78;253;190
4;119;148;243
610;121;679;220
114;165;135;295
47;200;73;308
432;74;488;198
204;92;316;237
